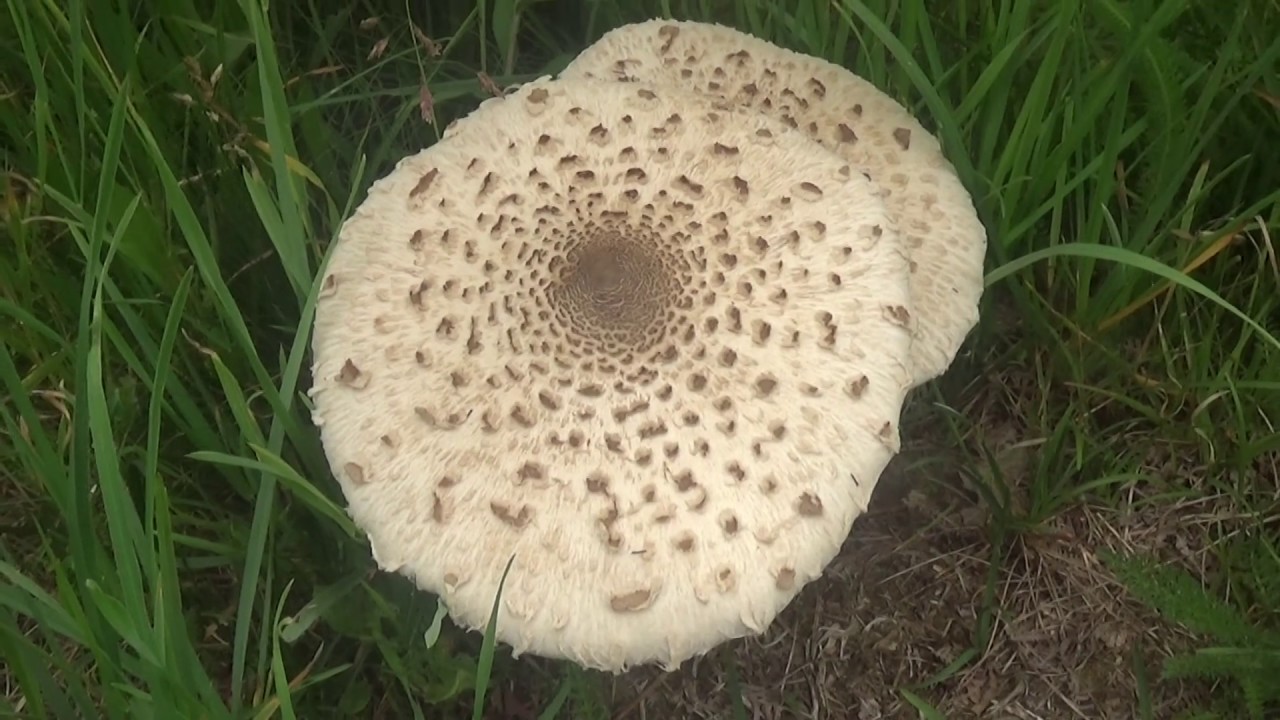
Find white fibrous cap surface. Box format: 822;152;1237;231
309;76;915;673
562;20;987;386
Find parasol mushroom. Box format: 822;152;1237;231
308;75;915;672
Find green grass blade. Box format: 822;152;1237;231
472;555;517;720
985;244;1280;351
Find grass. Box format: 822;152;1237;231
0;0;1277;717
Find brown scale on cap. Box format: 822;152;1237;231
309;76;916;675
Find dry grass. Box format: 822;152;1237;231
584;472;1221;719
473;371;1266;720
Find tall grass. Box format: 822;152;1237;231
1;0;1276;717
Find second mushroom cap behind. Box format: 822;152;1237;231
562;20;988;387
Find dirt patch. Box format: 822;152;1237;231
587;471;1211;719
480;438;1223;720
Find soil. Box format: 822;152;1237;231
481;422;1224;720
602;490;1204;719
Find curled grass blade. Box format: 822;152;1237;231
986;243;1280;351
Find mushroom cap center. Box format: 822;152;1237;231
548;227;689;357
576;235;655;302
577;242;631;296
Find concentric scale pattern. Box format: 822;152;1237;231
308;76;917;672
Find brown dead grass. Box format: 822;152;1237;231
479;397;1259;720
565;456;1222;720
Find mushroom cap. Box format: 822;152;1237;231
561;19;987;386
309;75;915;673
